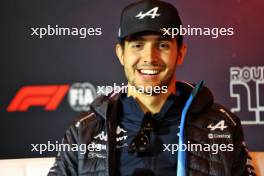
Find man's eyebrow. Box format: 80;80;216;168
156;36;174;41
126;35;174;42
126;35;145;42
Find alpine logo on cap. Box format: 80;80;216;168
135;7;160;19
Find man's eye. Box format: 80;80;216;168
159;43;170;49
131;43;143;48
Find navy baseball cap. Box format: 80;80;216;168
118;0;182;39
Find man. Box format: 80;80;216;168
48;0;255;175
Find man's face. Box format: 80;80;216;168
116;34;186;94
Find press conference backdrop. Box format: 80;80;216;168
1;0;263;159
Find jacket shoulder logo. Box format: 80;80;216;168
94;131;107;141
116;125;127;134
135;7;160;19
207;120;227;131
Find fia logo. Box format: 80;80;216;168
68;82;97;112
135;7;160;19
207;120;227;131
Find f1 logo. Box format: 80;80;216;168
7;85;69;112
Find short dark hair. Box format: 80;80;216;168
118;31;183;50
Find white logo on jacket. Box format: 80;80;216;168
207;120;227;131
94;131;107;141
207;120;231;139
93;126;127;142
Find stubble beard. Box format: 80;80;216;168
124;64;176;96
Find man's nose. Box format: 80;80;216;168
142;44;159;62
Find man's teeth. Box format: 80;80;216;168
139;70;160;75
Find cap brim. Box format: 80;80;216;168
119;25;163;39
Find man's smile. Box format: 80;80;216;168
137;68;164;75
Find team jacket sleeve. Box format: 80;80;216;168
231;117;256;176
47;125;79;176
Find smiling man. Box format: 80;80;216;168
48;0;255;176
116;33;184;114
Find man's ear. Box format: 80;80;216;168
176;44;187;65
115;43;124;66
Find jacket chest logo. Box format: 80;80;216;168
93;126;128;142
207;120;231;139
207;120;227;131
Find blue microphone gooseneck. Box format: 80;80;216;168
177;80;204;176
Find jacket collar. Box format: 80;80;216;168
90;81;214;119
176;81;214;114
